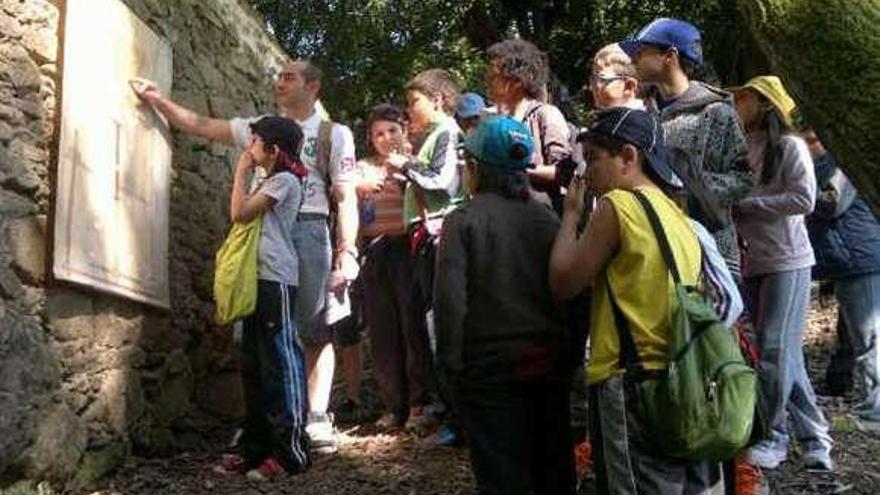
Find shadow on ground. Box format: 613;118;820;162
88;296;880;495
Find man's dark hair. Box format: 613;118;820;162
472;161;531;202
405;69;461;114
679;57;697;80
487;39;549;100
290;59;322;83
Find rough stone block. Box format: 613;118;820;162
81;368;145;437
0;120;12;142
11;403;86;483
92;311;143;349
16;0;58;25
6;215;46;284
0;144;41;193
46;289;95;342
23;24;56;64
0;308;61;474
70;440;130;490
0;264;24;299
0;101;24;125
0;188;36;216
0;8;23;39
2;44;41;91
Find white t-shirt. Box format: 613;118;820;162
230;111;356;215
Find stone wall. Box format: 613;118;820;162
0;0;289;489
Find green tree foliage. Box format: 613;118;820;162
736;0;880;211
249;0;487;130
249;0;762;128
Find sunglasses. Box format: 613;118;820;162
587;74;630;89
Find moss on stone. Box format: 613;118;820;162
70;441;130;490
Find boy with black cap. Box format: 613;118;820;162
435;116;575;494
550;108;721;494
620;18;752;282
215;116;311;480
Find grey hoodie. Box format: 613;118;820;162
651;81;753;279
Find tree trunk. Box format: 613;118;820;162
735;0;880;212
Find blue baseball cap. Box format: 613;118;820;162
578;108;682;188
619;18;703;65
455;92;486;119
463;116;534;171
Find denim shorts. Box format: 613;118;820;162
291;217;332;347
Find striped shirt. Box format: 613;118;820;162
356;159;407;238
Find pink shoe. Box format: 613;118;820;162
246;457;286;481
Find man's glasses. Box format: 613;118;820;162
587;73;629;88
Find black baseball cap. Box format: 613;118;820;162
578;108;682;188
249;116;303;157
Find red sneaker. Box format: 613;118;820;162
246;457;286;481
212;454;246;475
735;455;769;495
574;440;593;479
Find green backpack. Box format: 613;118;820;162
609;190;758;462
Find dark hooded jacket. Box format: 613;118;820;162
649;81;753;279
807;153;880;280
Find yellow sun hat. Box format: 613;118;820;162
730;75;797;128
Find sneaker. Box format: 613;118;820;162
574;440;592;480
746;443;787;470
735;456;769;495
423;423;463;447
245;457;286;481
405;405;439;434
213;454;246;475
802;450;833;472
306;412;337;455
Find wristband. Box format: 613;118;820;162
335;246;358;259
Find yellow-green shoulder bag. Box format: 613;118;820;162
213;216;262;325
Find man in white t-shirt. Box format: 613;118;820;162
134;60;357;455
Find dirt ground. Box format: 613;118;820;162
87;294;880;495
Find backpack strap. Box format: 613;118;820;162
607;189;681;380
631;189;682;284
606;275;646;377
316;120;334;188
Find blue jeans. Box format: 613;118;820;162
291;218;332;347
836;273;880;420
745;268;832;464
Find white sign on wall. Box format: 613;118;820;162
54;0;173;309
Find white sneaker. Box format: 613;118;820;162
306;412;337;455
802;449;833;472
747;443;787;470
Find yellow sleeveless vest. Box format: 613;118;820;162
587;187;701;385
